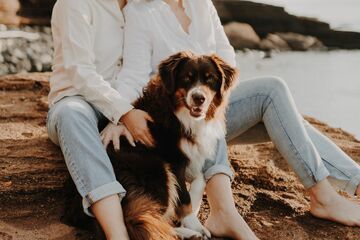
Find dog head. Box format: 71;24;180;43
158;51;238;121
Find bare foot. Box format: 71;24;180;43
205;209;259;240
309;180;360;226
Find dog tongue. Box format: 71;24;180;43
190;107;203;117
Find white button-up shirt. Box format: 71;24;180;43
115;0;236;103
49;0;133;124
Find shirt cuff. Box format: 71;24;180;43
110;103;134;125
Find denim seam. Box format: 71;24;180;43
321;157;352;179
228;93;317;180
56;118;89;195
229;94;312;174
266;96;316;178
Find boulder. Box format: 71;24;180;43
213;0;360;49
224;22;261;49
276;32;325;51
260;33;290;51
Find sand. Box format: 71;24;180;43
1;73;359;240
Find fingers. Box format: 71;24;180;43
135;130;155;147
113;135;120;152
101;133;111;149
123;128;136;147
144;113;154;123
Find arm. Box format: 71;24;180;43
102;4;156;148
208;1;237;67
52;0;133;124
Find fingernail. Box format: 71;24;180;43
131;142;136;147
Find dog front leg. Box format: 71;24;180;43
189;175;206;216
181;175;210;239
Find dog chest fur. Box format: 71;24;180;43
176;107;225;180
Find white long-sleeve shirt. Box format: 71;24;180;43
49;0;134;124
116;0;236;103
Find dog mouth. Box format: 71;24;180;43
189;106;205;118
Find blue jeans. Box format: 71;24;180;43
47;77;360;216
219;76;360;195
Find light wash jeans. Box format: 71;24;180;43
47;77;360;216
219;76;360;195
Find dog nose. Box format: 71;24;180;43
192;93;205;105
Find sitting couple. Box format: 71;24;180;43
47;0;360;239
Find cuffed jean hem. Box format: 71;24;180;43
204;165;234;182
345;174;360;195
301;165;330;190
82;181;127;217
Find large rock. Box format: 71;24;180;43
275;32;325;51
224;22;261;49
213;0;360;49
260;33;290;51
1;73;360;239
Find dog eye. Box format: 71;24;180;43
206;77;215;83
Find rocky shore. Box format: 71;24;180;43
1;0;360;76
1;73;360;240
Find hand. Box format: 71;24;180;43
120;109;155;147
100;122;135;151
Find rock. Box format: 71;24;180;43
0;26;53;75
276;32;325;51
1;73;360;239
260;33;290;51
213;0;360;49
224;22;261;49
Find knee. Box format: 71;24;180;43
260;76;289;96
53;98;97;128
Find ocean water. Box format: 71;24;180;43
252;0;360;32
235;50;360;138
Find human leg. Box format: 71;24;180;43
225;77;360;225
205;174;258;240
47;96;129;239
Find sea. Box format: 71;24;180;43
252;0;360;32
235;50;360;139
232;1;360;138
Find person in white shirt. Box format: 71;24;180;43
101;0;360;238
46;0;155;239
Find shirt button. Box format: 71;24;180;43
120;26;124;30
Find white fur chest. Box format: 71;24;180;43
176;109;225;181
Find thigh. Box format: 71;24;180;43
225;77;272;142
46;96;104;145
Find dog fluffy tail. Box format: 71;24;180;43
123;194;177;240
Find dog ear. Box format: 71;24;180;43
210;55;238;94
158;51;193;94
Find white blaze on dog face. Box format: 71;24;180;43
186;84;216;120
173;57;223;120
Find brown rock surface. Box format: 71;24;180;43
224;22;261;49
1;73;360;239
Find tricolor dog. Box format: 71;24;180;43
63;51;238;240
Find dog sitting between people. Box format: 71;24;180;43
62;51;238;240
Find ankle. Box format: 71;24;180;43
308;179;339;205
209;205;237;218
